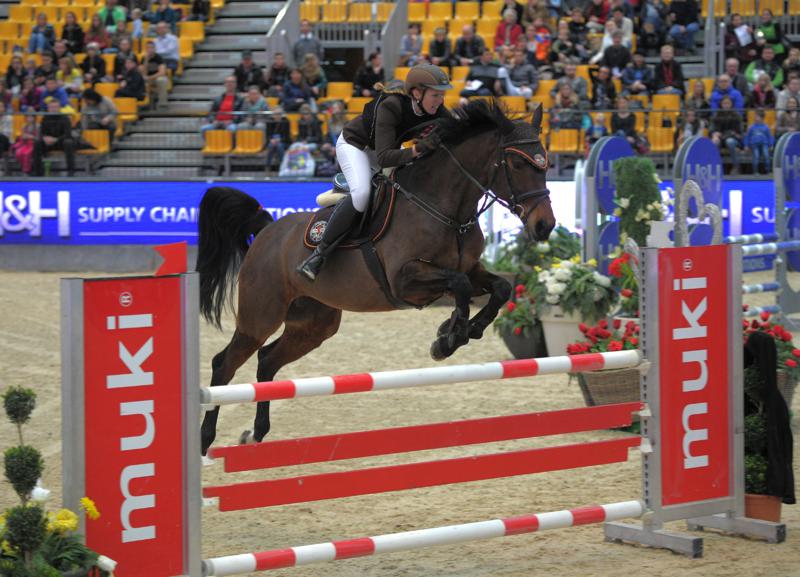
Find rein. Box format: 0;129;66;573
391;130;551;236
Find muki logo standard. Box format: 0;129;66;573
0;190;70;237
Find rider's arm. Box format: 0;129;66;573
373;96;416;167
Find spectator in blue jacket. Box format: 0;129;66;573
744;109;775;175
281;68;315;112
149;0;179;35
710;74;745;112
38;76;69;108
29;13;57;54
621;50;653;97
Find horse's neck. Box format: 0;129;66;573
404;132;498;224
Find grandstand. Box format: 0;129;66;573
0;0;796;177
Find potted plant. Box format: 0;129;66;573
743;310;799;407
567;319;641;407
0;386;116;577
528;257;618;355
490;225;581;278
611;156;668;248
608;251;639;320
493;283;548;359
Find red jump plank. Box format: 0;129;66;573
203;436;640;512
208;402;643;473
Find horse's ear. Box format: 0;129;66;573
531;104;543;134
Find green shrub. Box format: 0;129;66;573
4;505;47;556
3;446;43;503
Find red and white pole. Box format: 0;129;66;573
202;500;645;576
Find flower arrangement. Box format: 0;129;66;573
566;318;640;355
528;256;618;324
612;157;669;247
1;386;116;577
493;283;537;337
608;252;639;317
490;225;581;275
743;310;800;380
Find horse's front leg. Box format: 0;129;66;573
466;262;512;340
396;260;473;360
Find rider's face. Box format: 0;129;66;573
420;89;445;115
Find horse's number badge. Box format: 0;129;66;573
309;221;327;243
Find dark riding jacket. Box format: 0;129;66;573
342;92;449;168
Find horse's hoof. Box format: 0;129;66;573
436;319;451;338
430;339;448;361
239;430;255;445
468;322;485;340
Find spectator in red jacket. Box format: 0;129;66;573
494;9;523;50
585;0;610;33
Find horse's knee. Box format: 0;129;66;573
492;277;512;302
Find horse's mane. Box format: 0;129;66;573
436;99;516;145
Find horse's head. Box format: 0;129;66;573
492;105;556;241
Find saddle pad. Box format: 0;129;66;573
303;183;396;249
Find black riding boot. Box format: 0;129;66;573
297;195;360;281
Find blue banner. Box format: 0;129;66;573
586;136;634;214
0;181;326;245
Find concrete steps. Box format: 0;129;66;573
207;18;274;34
174;68;235;85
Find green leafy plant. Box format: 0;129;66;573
1;386;113;576
608;252;639;316
493;283;537;338
490;225;581;274
612;157;667;247
528;257;618;324
743;366;769;495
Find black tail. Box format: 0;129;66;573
196;186;273;329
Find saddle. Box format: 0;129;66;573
303;173;397;250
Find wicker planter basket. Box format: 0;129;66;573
577;367;641;407
777;370;796;408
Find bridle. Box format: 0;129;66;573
389;125;551;236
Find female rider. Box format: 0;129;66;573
297;64;453;281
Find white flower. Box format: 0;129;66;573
30;479;50;502
593;287;605;301
97;556;118;572
538;271;550;283
592;272;611;287
547;282;567;295
554;268;572;281
545;294;560;304
536;242;550;253
560;260;574;269
618;197;630;208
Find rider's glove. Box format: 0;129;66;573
415;130;442;155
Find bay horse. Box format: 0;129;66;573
197;100;556;454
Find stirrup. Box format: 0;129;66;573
297;251;324;281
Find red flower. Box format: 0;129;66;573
792;349;800;358
743;304;750;311
760;311;771;321
629;337;638;346
608;340;623;351
786;359;798;368
613;318;621;329
598;319;609;329
751;320;760;329
620;288;633;298
597;329;611;339
579;323;588;333
513;326;522;335
609;259;623;278
515;284;526;295
782;333;792;342
567;343;576;354
625;321;637;332
506;302;516;312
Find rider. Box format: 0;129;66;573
297;64;453;281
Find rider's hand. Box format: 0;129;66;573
414;130;441;155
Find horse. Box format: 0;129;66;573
197;100;556;455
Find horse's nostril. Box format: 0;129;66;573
535;220;553;241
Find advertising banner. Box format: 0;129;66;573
82;276;186;577
673;136;723;215
657;245;731;506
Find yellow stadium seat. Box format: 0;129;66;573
35;6;60;22
628;94;650;108
421;19;446;36
95;82;119;99
747;108;776;127
455;1;480;20
376;2;394;21
393;66;411;81
113;97;139;124
180;21;205;42
481;0;504;17
700;0;727;17
651;93;681;113
634;111;645;133
202;129;233;155
321;3;347;22
348;2;372;22
78;129;110;155
408;2;427;22
347;97;371;114
232;129;265;155
179;36;194;59
9;6;33;21
12;114;25;139
286;113;300;139
325;81;353;102
761;0;785;15
730;0;755;15
46;0;70;6
299;2;319;22
451;66;470;81
549;129;581;153
428;2;452;20
500;95;527;113
0;22;19;38
648;127;674;154
72;0;96;6
590;111;612;131
476;18;499;39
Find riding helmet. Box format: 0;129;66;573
404;64;453;95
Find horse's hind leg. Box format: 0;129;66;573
201;329;265;455
241;297;342;445
465;262;512;340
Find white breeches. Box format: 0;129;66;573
336;133;376;212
